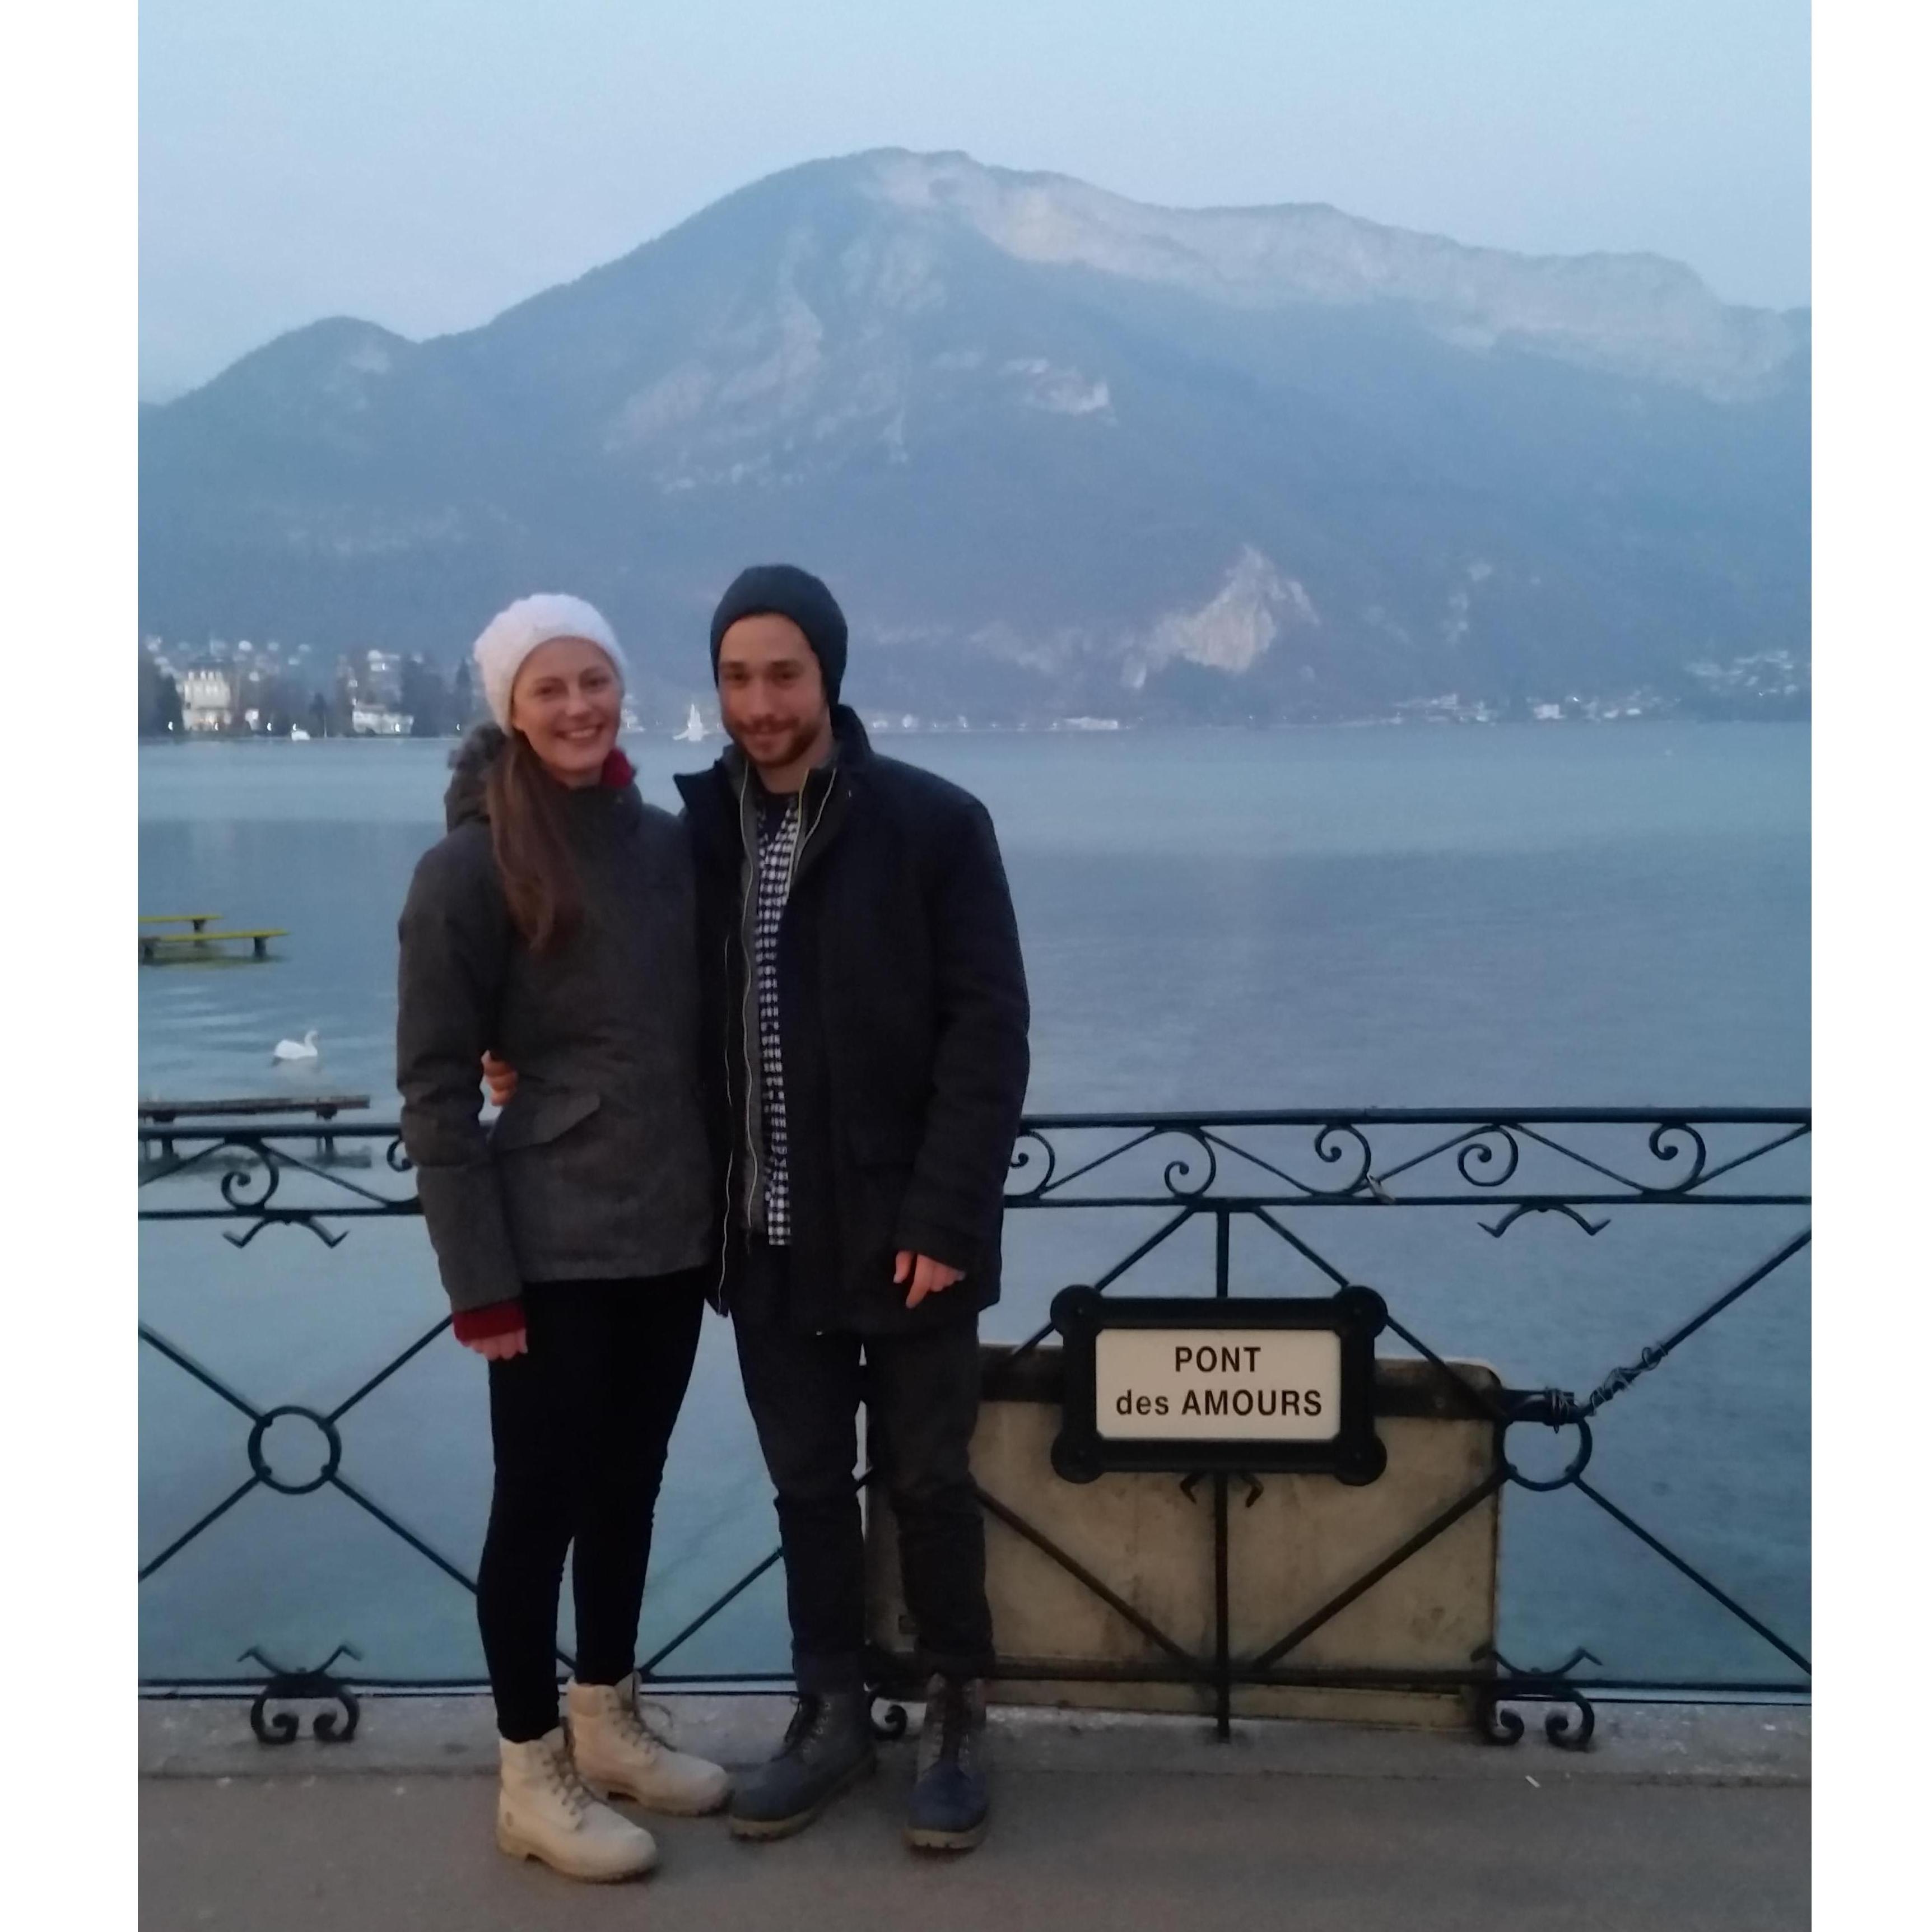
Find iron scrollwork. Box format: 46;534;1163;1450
1457;1125;1522;1188
1198;1121;1374;1200
224;1211;347;1250
868;1700;910;1742
1481;1202;1610;1239
178;1138;356;1247
213;1144;280;1212
1298;1121;1376;1199
141;1107;1809;1734
240;1645;362;1745
860;1647;913;1739
1160;1128;1219;1199
1473;1646;1601;1750
1644;1121;1710;1194
1005;1128;1059;1200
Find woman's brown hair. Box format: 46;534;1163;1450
485;730;583;954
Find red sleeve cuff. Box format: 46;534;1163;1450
452;1299;526;1344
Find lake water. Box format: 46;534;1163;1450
138;725;1810;1692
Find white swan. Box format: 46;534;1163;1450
273;1029;320;1063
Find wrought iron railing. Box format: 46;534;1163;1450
139;1107;1810;1747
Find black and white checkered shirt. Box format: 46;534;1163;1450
753;791;802;1244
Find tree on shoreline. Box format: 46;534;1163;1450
450;658;479;730
402;655;450;737
137;655;184;737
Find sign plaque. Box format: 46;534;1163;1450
1049;1285;1388;1484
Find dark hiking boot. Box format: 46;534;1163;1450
904;1675;989;1852
727;1692;876;1841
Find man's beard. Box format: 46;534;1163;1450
729;714;825;771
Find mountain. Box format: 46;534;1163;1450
139;150;1809;723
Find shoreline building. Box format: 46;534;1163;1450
178;667;236;734
333;647;415;735
350;701;414;736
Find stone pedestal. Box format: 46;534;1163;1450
866;1345;1501;1728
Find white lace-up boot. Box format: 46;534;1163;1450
567;1673;731;1816
496;1726;659;1881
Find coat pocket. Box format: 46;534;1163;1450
490;1087;602;1152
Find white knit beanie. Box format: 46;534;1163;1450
471;593;627;730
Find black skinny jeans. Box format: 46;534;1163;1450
732;1240;994;1697
477;1272;706;1742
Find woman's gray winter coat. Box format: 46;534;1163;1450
397;728;715;1316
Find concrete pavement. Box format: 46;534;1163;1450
139;1699;1809;1932
141;1766;1807;1932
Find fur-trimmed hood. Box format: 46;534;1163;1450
443;724;508;831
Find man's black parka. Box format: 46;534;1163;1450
674;708;1030;1335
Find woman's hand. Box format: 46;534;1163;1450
481;1050;519;1107
464;1326;529;1360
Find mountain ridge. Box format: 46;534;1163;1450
139;150;1809;723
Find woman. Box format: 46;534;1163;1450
397;593;727;1883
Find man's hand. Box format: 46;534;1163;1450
463;1326;528;1360
895;1251;964;1310
481;1051;518;1107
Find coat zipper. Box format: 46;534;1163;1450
734;767;761;1231
785;772;835;1335
716;918;736;1309
790;769;835;887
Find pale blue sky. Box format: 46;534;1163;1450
139;0;1810;398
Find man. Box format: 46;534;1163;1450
489;564;1029;1852
682;565;1029;1852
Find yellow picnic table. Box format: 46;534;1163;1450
139;913;223;933
139;927;288;963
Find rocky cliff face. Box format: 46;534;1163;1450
866;152;1801;402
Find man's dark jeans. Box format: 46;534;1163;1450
733;1240;994;1696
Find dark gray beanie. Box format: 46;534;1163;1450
709;564;848;704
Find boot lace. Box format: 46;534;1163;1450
918;1680;979;1779
538;1741;595;1824
781;1694;827;1755
918;1684;956;1776
605;1687;675;1759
